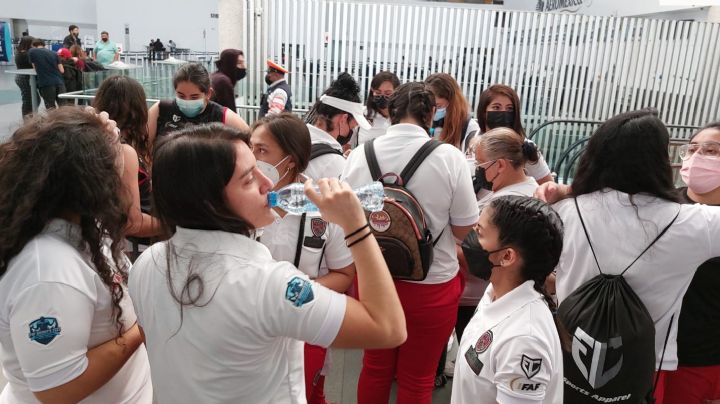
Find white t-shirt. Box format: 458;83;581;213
128;227;347;404
451;281;563;404
304;124;346;181
341;123;480;284
0;219;152;404
460;176;540;306
553;189;720;370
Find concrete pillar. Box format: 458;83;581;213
708;6;720;23
218;0;246;52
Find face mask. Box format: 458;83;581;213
434;107;447;122
474;161;498;192
681;153;720;194
373;95;389;109
486;111;515;130
176;97;206;118
236;68;247;81
256;155;290;186
461;230;505;280
264;75;273;86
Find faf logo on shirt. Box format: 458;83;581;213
285;277;315;307
28;316;61;345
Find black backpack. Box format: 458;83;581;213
310;143;343;160
557;198;679;403
363;139;443;281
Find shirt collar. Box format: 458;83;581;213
171;226;273;262
385;123;430;139
479;280;544;329
43;218;82;245
307;124;342;150
269;78;286;88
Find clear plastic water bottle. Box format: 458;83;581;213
268;182;385;214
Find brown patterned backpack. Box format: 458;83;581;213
363;139;444;281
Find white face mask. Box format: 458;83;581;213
256;155;290;187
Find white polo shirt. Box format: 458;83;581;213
356;110;391;146
553;190;720;370
0;219;152;404
128;227;347;404
260;211;353;279
304;124;346;180
451;281;563;404
461;177;539;307
341;123;480;284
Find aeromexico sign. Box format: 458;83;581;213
536;0;590;13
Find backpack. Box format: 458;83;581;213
60;60;83;92
363;138;444;281
557;198;679;403
310;143;343;160
83;59;106;72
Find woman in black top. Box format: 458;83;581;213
664;122;720;403
147;63;249;144
14;36;34;117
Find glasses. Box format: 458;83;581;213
679;141;720;160
473;160;497;170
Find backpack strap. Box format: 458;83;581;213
653;314;674;396
311;143;343;161
574;197;680;276
293;213;307;268
363;139;383;181
399;140;443;185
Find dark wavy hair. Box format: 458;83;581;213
251;112;311;180
365;71;400;119
306;72;361;132
488;195;564;310
0;107;130;334
425;73;470;147
476;84;526;137
93;75;151;162
571;108;679;203
388;82;436;132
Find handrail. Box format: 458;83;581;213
528;118;700;141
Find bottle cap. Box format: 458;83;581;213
267;192;278;208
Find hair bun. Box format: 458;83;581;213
329;72;361;96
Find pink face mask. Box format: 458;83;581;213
680;153;720;194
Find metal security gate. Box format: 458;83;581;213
238;0;720;144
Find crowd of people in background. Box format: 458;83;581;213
2;30;720;404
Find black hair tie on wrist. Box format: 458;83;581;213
347;231;372;248
344;223;370;241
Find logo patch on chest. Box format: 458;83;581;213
475;330;493;354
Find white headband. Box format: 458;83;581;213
319;94;371;130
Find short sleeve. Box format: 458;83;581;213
323;223;353;270
703;205;720;257
493;336;556;402
260;262;346;347
449;150;481;226
524;151;552;180
9;283;94;392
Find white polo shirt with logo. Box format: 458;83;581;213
0;219;152;404
305;124;346;181
341;123;480;284
451;281;563;404
128;227;347;404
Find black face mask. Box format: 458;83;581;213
461;230;505;280
264;75;273;86
486;111;515;129
236;68;247;81
373;95;389;109
473;161;498;193
336;119;353;146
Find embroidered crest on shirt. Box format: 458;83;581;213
172;114;181;123
28;316;61;345
310;218;327;238
285;277;315;307
521;354;542;379
475;330;493;354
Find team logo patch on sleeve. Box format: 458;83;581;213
521;354;542;379
285;277;315;307
28;317;61;345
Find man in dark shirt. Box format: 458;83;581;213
28;39;67;110
63;25;82;49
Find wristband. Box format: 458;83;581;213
344;223;370;240
347;231;372;248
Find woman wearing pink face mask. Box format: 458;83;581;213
664;122;720;404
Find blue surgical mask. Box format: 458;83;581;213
434;106;447;121
176;97;206;118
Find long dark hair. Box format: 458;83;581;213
93;76;151;162
572;108;679;203
365;71;400;119
214;48;244;85
388;82;436;132
17;36;34;52
476;84;526;137
488;195;563;310
0;107;130;334
425;73;469;147
251;113;311;180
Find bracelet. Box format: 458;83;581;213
347;231;373;248
344;223;369;240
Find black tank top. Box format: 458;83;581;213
156;99;228;137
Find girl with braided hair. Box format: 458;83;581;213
451;195;564;404
0;107;152;403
